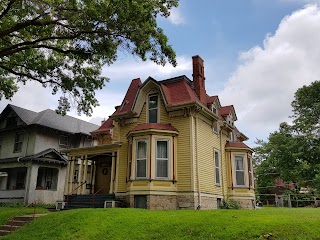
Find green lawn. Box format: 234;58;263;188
2;207;320;240
0;207;47;225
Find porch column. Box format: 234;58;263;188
77;156;84;194
68;156;76;193
82;155;89;194
92;161;97;193
64;155;72;194
109;152;116;194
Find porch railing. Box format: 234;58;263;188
65;181;87;208
92;182;109;208
7;200;38;233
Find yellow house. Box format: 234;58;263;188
64;55;255;209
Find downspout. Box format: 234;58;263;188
219;127;225;197
195;116;201;209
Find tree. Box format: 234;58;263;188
254;81;320;193
0;0;178;115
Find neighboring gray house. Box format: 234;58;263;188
0;104;99;204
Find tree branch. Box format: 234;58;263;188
0;64;62;87
0;0;15;21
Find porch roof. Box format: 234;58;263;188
63;142;122;156
0;148;67;165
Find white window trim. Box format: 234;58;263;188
214;150;220;186
147;94;159;123
233;154;246;187
14;132;24;152
155;139;170;179
136;140;148;179
211;104;217;114
59;135;69;150
248;156;253;188
213;121;219;134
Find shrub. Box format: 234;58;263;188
220;199;241;209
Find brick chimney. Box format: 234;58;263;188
192;55;206;103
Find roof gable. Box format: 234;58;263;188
219;105;238;121
111;78;142;117
22;148;67;164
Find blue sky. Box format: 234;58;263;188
1;0;320;146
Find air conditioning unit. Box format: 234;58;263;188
56;201;66;210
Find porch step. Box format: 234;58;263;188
0;214;47;237
0;230;10;236
64;194;120;209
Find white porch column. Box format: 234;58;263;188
77;156;84;194
110;152;116;194
82;155;88;194
68;156;75;194
64;155;72;194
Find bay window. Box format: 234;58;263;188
234;155;245;187
248;157;253;188
156;140;169;178
136;140;147;178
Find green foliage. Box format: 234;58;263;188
3;208;320;239
0;0;178;115
0;202;24;208
220;199;241;209
254;81;320;193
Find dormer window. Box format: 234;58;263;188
211;104;217;114
148;94;158;123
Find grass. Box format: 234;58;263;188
1;207;320;240
0;207;47;225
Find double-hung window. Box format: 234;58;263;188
248;157;253;188
14;132;24;152
156;140;169;178
136;140;147;178
59;135;69;150
214;150;220;185
148;94;158;123
234;155;245;187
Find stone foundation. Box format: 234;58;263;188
231;198;255;209
119;193;254;210
148;195;177;210
177;195;196;209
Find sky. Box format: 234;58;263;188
1;0;320;146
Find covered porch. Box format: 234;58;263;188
64;144;120;196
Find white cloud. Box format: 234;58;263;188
218;4;320;143
168;7;185;25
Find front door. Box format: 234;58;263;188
94;157;112;194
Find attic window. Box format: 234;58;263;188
148;94;158;123
6;116;17;128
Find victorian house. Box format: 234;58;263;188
64;55;255;209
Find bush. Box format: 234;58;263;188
0;202;24;208
220;199;241;209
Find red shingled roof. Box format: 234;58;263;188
161;78;199;105
91;117;113;133
206;95;217;104
111;78;142;116
225;142;251;149
219;105;233;117
130;123;178;132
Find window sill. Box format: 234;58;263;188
215;184;221;187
